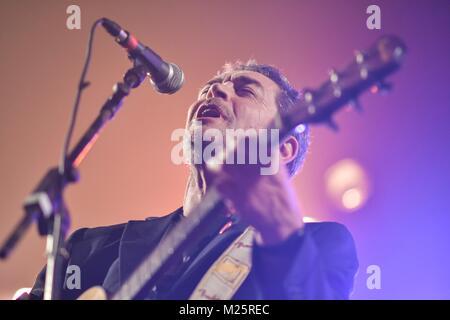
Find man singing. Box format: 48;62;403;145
26;60;358;300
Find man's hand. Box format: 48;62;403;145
207;147;304;246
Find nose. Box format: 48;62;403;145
206;82;232;100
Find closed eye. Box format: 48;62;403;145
237;86;256;97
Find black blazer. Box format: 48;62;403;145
27;208;359;300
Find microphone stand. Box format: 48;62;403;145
0;60;148;300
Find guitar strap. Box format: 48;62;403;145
189;226;255;300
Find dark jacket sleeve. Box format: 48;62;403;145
22;228;88;300
251;222;359;300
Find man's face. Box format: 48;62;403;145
186;70;282;133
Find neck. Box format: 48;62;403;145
183;165;214;217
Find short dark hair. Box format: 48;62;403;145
218;60;310;177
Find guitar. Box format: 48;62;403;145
78;35;406;300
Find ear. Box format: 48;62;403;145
279;135;299;165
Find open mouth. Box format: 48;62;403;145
196;103;223;119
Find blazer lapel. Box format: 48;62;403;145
118;208;183;287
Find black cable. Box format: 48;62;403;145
59;18;105;176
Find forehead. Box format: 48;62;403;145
204;70;281;93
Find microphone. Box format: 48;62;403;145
101;18;184;94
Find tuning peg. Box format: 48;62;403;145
329;68;339;83
326;117;339;132
349;99;363;113
394;46;405;60
304;90;314;103
371;81;393;95
354;50;365;64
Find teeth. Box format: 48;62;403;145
199;105;220;118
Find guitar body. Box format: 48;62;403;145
77;286;108;300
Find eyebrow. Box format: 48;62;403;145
200;74;265;94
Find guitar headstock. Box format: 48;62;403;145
281;35;406;132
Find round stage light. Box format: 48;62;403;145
325;159;371;212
